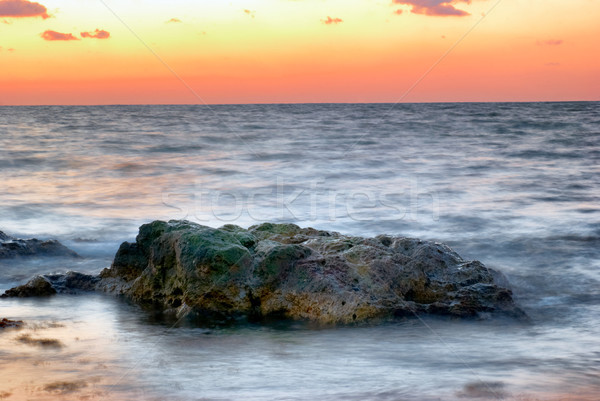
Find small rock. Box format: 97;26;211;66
0;318;24;328
0;230;79;259
1;276;57;297
2;272;100;297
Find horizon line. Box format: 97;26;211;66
1;99;598;107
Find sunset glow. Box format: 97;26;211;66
1;0;599;105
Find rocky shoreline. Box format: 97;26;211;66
1;220;526;324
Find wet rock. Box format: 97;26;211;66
43;380;87;393
44;271;101;293
457;381;508;399
0;318;24;328
2;220;525;323
0;230;79;259
1;272;100;297
95;220;525;323
2;276;57;297
16;334;63;348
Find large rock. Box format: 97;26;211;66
0;230;79;259
93;220;524;323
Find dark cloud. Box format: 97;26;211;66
393;0;471;17
322;16;343;25
41;30;78;41
81;29;110;39
166;18;181;23
0;0;49;19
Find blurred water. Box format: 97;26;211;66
0;102;599;400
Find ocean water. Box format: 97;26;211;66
0;102;599;400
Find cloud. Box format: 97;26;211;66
243;9;255;18
537;39;563;46
81;29;110;39
166;18;181;23
393;0;471;17
0;0;49;19
41;30;78;41
393;9;403;15
322;16;343;25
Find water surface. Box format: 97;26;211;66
1;102;599;400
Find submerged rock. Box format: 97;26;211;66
0;230;79;259
94;220;525;323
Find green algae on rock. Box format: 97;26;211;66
94;220;525;323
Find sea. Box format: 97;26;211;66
0;102;598;400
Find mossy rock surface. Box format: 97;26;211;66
5;220;525;324
94;220;526;323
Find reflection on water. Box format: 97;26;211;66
1;103;599;400
1;295;599;401
1;103;598;243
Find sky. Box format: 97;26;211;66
0;0;599;105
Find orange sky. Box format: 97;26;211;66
0;0;599;105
